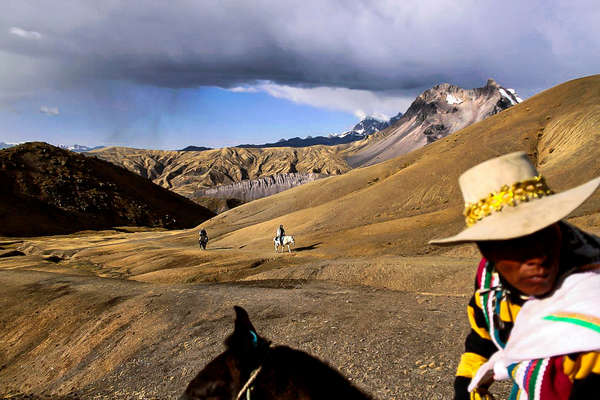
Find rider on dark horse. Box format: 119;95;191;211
199;229;208;250
276;224;285;246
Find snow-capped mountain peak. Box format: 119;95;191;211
335;114;401;138
446;93;463;105
499;88;523;105
348;78;525;167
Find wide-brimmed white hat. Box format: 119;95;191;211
429;151;600;245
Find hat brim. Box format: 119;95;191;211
429;176;600;245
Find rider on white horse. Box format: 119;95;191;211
274;235;295;253
276;224;285;246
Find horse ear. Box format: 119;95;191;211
225;306;269;355
233;306;257;335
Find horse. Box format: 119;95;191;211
179;306;372;400
199;236;208;250
274;235;295;253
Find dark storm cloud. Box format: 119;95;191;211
1;0;599;95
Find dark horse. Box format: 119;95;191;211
199;235;208;250
180;306;373;400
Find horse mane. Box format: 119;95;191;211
258;345;373;399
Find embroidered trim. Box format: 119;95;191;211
463;176;554;226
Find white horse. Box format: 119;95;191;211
274;235;295;253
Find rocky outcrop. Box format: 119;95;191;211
193;172;325;202
90;146;349;199
345;79;522;167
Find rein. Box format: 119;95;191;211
235;365;263;400
235;341;271;400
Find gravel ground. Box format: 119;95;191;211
0;271;511;400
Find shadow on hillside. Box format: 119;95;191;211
294;242;322;252
207;246;234;250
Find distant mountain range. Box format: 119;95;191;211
0;142;104;152
2;78;519;155
59;144;105;152
198;75;600;257
179;145;212;151
89;145;350;200
236;114;403;148
3;78;525;217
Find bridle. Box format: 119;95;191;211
235;333;270;400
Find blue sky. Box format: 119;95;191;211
1;83;359;149
1;1;599;149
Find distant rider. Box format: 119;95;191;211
199;229;208;250
276;224;285;246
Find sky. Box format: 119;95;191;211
1;1;599;150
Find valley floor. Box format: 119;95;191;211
0;230;512;399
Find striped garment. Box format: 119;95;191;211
502;311;600;400
454;222;600;400
506;356;572;400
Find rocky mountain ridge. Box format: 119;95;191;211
345;79;522;166
90;146;350;201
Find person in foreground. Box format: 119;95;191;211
430;152;600;400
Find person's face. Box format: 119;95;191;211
476;224;562;296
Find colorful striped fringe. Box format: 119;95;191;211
506;356;572;400
476;259;505;349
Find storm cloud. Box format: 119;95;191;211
2;0;599;99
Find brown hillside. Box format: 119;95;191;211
197;75;600;256
90;145;351;198
0;142;215;236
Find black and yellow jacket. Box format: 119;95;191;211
455;223;600;399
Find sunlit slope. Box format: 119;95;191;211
200;75;600;256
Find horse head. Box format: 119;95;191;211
180;306;271;400
180;306;373;400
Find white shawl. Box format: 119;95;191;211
469;268;600;392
